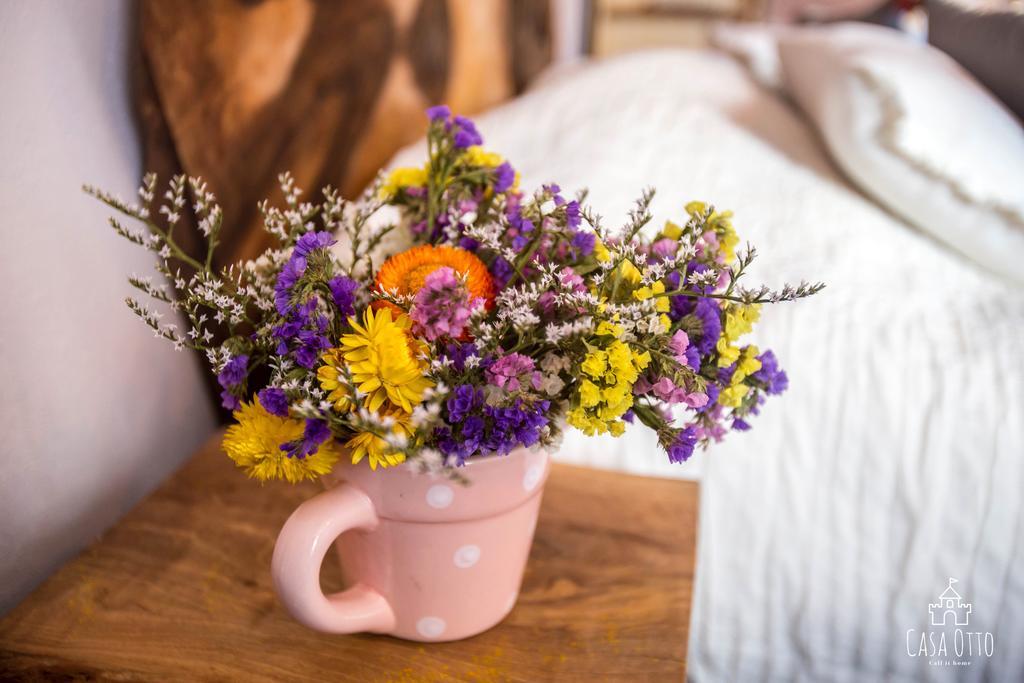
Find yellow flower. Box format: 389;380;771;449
380;165;428;200
633;281;669;313
595;320;623;338
718;384;749;408
580;350;607;379
568;340;650;437
661;220;683;240
463;146;503;168
222;402;340;483
579;380;601;407
723;304;761;340
347;412;413;470
685;200;707;216
733;345;762;384
617;259;643;286
593;237;611;263
608;341;649;381
718;221;739;264
317;348;352;411
717;338;741;368
716;304;762;366
340;307;433;413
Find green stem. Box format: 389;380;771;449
146;219;205;271
657;288;752;304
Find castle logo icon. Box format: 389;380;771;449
929;578;972;627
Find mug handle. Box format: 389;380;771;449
271;483;396;634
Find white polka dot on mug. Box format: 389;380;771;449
453;544;481;568
417;616;446;639
426;484;454;509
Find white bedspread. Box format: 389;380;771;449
389;50;1024;682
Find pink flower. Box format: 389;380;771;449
694;421;728;442
698;229;719;256
487;353;542;392
410;267;482;341
669;330;689;363
559;268;586;292
651;238;678;261
717;269;731;289
634;375;708;408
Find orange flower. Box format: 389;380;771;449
374;245;495;313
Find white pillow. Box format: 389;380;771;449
710;22;786;92
777;23;1024;285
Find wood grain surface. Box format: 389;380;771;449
136;0;553;271
0;433;697;682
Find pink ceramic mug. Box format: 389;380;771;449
271;446;550;641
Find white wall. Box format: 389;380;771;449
0;1;215;612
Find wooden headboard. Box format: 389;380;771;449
135;0;553;268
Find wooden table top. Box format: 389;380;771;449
0;432;698;682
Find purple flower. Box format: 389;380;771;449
691;299;722;355
494;162;515;193
436;393;550;464
271;298;331;369
437;385;486;462
684;345;700;369
447;384;484;423
717;363;736;385
426;104;451;122
218;354;248;388
666;274;721;358
301;231;336;256
275;232;338;316
622;409;635;424
258;387;289;417
490;256;514;289
666;425;698;464
452;115;483;148
443;342;478;372
571;230;595;257
281;419;332;459
483;399;550;455
506;201;524;230
274;256;306;315
753;349;789;395
219;391;240;412
487;353;541;392
217;355;248;410
458;236;480;252
328;275;358;318
565;200;581;229
463;415;485;442
294;231;337;257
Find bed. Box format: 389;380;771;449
388;28;1024;682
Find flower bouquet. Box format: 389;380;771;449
87;106;821;640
